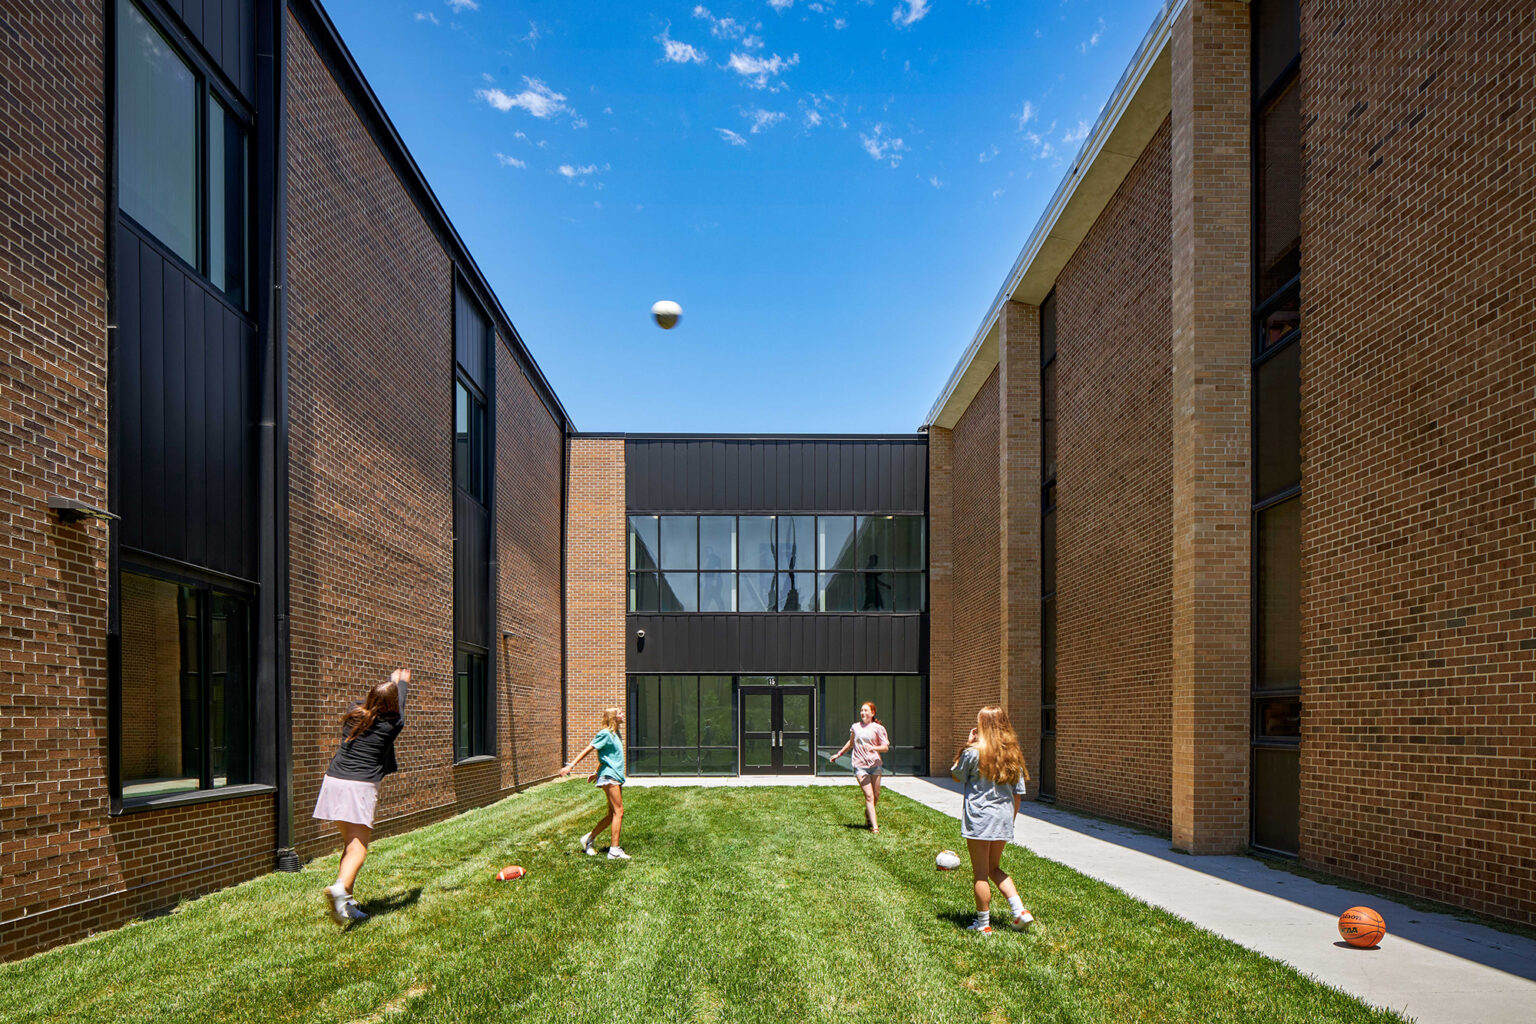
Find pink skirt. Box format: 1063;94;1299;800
312;775;379;827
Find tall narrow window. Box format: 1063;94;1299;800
208;95;249;306
453;283;493;759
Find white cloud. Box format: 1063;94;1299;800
1015;100;1035;130
859;123;908;166
799;92;846;130
726;51;799;90
694;5;759;41
742;107;787;133
476;77;574;120
658;29;709;64
1062;120;1090;145
833;17;847;29
743;35;764;49
520;21;541;48
992;187;1005;199
928;175;943;188
446;0;477;11
891;0;930;28
558;164;600;177
768;0;794;10
804;109;823;127
1080;17;1104;54
979;144;999;163
481;72;494;82
495;153;526;168
1022;120;1057;160
415;12;439;25
717;127;749;147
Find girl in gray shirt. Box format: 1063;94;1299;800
950;705;1034;934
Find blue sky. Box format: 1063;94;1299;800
323;0;1167;433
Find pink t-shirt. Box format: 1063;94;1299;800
849;721;889;770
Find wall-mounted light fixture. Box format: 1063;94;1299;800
48;497;118;524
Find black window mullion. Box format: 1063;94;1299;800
200;585;213;789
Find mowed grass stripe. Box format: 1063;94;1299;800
0;783;1405;1024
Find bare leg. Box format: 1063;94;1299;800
337;822;372;893
987;840;1020;903
966;837;993;915
603;784;624;847
859;776;879;831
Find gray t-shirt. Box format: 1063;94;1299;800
950;747;1028;840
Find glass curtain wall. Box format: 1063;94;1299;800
1251;0;1303;855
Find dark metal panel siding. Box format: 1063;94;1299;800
454;285;488;389
626;614;924;674
625;437;927;513
117;221;257;581
169;0;256;103
454;491;490;648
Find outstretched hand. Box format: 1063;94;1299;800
390;668;412;685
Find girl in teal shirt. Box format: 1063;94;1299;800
559;707;631;860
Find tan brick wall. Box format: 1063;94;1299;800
927;427;955;775
1053;117;1175;832
1298;0;1536;924
947;370;1002;762
999;301;1042;791
1169;0;1252;855
565;438;627;757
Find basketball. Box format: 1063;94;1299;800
651;300;681;330
495;864;526;881
935;850;960;871
1338;906;1385;947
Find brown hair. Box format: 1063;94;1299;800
341;679;400;743
972;706;1029;786
860;701;881;724
601;706;623;733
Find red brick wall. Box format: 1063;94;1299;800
565;438;626;757
1298;0;1536;924
947;370;1002;757
495;343;565;791
1053;118;1174;832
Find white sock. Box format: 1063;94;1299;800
976;910;990;927
1007;895;1024;917
581;831;592;843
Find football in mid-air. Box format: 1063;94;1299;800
935;850;961;871
651;300;682;330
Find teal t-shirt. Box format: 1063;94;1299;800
592;729;626;783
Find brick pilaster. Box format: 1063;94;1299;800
564;438;627;758
1169;0;1251;854
998;301;1042;795
926;426;954;776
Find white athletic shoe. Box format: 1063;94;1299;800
580;832;596;856
1009;910;1034;931
324;884;350;926
607;846;631;860
965;919;993;935
342;898;369;923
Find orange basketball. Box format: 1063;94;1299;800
1338;906;1385;947
495;864;526;881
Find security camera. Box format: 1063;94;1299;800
636;629;646;639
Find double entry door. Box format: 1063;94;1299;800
739;685;815;774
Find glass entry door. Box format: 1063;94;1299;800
739;686;815;775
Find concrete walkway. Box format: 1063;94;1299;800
630;774;1536;1024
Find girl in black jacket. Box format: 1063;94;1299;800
312;668;409;925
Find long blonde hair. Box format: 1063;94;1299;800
973;706;1028;786
601;706;624;733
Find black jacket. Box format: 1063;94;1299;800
325;680;407;783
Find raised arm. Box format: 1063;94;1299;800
390;668;411;720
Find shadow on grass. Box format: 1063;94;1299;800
357;887;422;918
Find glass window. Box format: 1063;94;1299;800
856;516;893;574
1253;747;1300;853
860;572;893;611
817;516;856;570
1255;340;1301;500
660;517;698;570
1255;79;1302;303
890;516;925;570
208;94;248;306
629;572;659;613
660;572;697;612
818;572;858;612
119;570;252;801
1042;506;1056;596
455;380;487;502
1252;0;1301;100
118;0;198;266
699;572;735;613
631;675;659;748
628;515;659;570
1258;285;1301;351
738;516;776;570
777;571;814;612
738;572;776;612
1042;598;1056;706
891;573;924;612
777;515;816;573
660;675;698;747
818;675;926;775
455;648;492;760
1257;698;1302;738
1257;498;1301;689
699;675;732;746
699;516;736;571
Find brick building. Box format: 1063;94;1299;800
1;0;1531;962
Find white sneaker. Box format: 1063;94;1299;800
324;884;350;926
607;846;631;860
965;919;992;935
1010;910;1034;931
580;832;596;856
342;898;369;923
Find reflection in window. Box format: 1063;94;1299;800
660;517;697;570
455;380;487;502
778;571;813;612
118;0;197;265
778;515;815;572
738;516;776;570
817;516;856;570
738;573;776;612
628;516;659;570
455;648;492;760
699;572;735;612
860;572;893;611
629;572;659;612
818;572;858;612
660;572;697;612
699;516;736;571
208;94;248;305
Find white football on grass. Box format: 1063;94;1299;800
935;850;961;871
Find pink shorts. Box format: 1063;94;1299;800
312;775;379;827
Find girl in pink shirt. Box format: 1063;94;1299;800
827;701;891;833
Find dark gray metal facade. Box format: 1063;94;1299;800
158;0;258;100
626;437;927;513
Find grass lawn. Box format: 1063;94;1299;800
1;782;1406;1024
